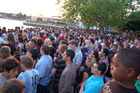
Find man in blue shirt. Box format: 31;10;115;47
79;62;106;93
69;39;83;69
17;55;39;93
35;45;52;93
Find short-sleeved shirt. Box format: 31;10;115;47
17;69;39;93
101;79;138;93
135;80;140;93
84;75;104;93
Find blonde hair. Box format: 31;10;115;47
44;38;52;46
86;56;96;67
85;41;93;48
25;43;30;50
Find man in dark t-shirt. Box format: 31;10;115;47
29;39;38;61
52;58;66;89
101;48;140;93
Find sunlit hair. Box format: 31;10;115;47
69;39;78;47
86;56;96;67
85;41;93;48
44;38;52;46
20;55;33;69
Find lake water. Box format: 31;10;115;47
0;18;31;29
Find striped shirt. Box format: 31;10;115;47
52;58;66;85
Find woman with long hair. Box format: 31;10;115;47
6;33;16;56
0;46;11;72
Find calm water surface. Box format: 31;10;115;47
0;18;31;29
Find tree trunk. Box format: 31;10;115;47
99;25;105;32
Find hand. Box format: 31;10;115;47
85;53;89;56
81;82;85;87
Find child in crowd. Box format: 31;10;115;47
101;48;140;93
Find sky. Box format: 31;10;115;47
0;0;63;17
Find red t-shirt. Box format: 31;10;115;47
42;36;48;44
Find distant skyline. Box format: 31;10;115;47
0;0;63;17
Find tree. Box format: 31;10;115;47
37;17;43;22
17;12;23;19
59;0;138;31
17;12;27;20
125;11;140;31
23;14;27;19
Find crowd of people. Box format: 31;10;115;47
0;26;140;93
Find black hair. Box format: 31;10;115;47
41;45;50;55
98;45;102;51
93;50;99;61
39;32;43;37
54;33;59;38
60;40;68;45
50;37;55;41
103;48;109;57
46;33;49;37
65;49;75;61
18;38;23;43
116;48;140;76
31;38;37;44
96;62;107;75
37;39;43;47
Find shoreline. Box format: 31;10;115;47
23;22;64;28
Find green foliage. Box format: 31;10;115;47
125;11;140;31
37;18;43;22
17;12;27;19
59;0;138;31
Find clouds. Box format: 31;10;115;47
0;0;62;17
